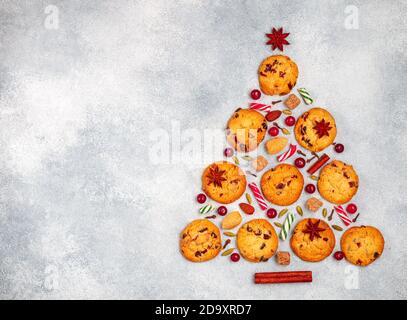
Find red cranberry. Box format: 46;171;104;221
285;116;296;127
268;126;279;136
334;143;345;153
250;89;261;100
224;147;234;157
294;157;306;168
346;203;358;214
266;208;277;219
196;193;207;204
305;184;316;194
334;251;345;261
230;253;240;262
217;206;228;216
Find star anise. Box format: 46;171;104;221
302;219;326;241
206;165;227;188
266;27;290;51
313;119;332;138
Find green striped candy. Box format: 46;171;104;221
279;213;295;241
298;88;313;105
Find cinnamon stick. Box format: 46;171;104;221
307;153;330;174
254;271;312;284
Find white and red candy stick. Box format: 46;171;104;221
249;103;272;112
334;205;352;226
277;144;297;162
248;182;268;210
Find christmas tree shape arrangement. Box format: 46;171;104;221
179;28;384;277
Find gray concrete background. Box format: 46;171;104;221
0;0;406;299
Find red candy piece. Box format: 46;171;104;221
305;184;316;194
197;193;207;204
230;253;240;262
266;208;277;219
346;203;358;214
268;127;279;136
217;206;228;216
334;251;345;261
250;89;261;100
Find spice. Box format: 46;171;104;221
206;165;227;188
352;213;360;222
266;27;290;51
303;219;326;241
278;208;288;218
242;155;253;161
245;193;252;204
222;239;231;249
322;208;328;218
205;214;217;219
246;171;257;177
297;150;307;157
307;154;330;174
223;231;236;237
296;206;303;216
274;222;283;228
328;209;334;221
332;225;343;231
232;156;240;165
221;248;235;256
309;175;319;181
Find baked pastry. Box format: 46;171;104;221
202;161;246;204
260;164;304;206
341;226;384;266
237;219;278;262
290;218;335;262
226;108;267;152
294;108;337;152
180;219;221;262
258;55;299;96
317;160;359;204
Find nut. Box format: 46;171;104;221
251;155;268;172
265;137;288;155
221;211;242;230
239;203;255;215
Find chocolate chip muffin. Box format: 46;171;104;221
260;164;304;206
317;160;359;205
341;226;384;266
180;219;222;262
202;161;247;204
290;218;336;262
237;219;279;262
294;108;337;152
258;55;299;96
226;108;267;152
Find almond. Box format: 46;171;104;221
265;110;282;122
265;137;288;155
239;203;255;215
221;211;242;230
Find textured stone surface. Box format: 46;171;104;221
0;0;406;299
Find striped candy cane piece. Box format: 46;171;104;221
297;88;313;105
279;213;295;240
199;204;214;214
248;182;268;210
249;103;272;112
334;205;352;226
277;144;297;162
